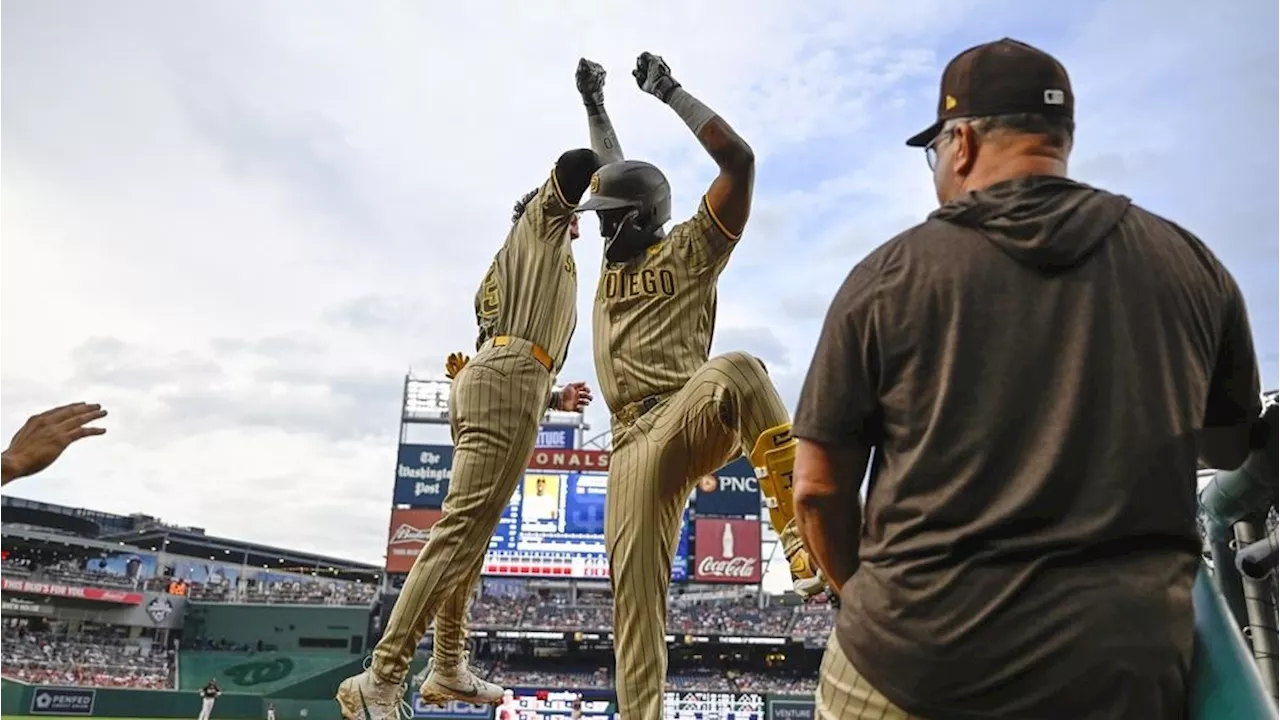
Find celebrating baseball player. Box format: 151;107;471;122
573;54;826;720
336;145;601;719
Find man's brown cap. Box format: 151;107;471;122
906;38;1074;148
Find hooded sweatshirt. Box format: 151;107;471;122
794;175;1259;720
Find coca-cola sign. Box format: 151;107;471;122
385;508;442;573
693;518;762;584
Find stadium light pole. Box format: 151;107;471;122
402;371;592;441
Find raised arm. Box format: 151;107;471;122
509;148;603;241
576;58;625;165
633;52;755;238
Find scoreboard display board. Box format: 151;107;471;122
664;691;766;719
483;471;691;581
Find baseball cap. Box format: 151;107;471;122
906;38;1074;148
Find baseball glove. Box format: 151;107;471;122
444;352;470;380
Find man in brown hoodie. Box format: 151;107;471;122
792;38;1262;719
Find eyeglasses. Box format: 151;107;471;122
924;126;956;171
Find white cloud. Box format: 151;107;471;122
2;0;1276;599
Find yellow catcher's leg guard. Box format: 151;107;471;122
750;424;826;598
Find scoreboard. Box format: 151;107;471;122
664;691;766;720
483;471;692;581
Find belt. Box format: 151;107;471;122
613;394;669;427
491;335;553;371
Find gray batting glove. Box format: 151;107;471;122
576;58;607;107
633;52;681;103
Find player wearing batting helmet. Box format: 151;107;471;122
571;54;827;720
336;140;600;718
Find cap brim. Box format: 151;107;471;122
905;119;944;148
575;195;639;213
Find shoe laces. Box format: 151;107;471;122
358;655;414;720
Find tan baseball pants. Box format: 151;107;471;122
372;338;551;684
606;351;791;720
817;630;917;719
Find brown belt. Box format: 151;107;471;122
492;335;553;371
612;394;670;427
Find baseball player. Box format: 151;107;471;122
497;689;519;720
266;702;276;720
336;146;601;720
573;54;826;719
197;678;220;720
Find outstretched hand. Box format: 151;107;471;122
556;381;594;413
633;52;681;102
1;402;107;484
576;58;607;105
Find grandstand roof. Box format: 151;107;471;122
1;494;380;582
101;526;382;581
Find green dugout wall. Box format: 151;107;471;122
184;603;371;654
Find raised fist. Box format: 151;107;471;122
576;58;607;106
632;52;681;102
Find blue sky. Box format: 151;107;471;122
2;0;1275;589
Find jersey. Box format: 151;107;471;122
593;197;738;412
475;170;579;373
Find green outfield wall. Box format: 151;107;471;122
179;650;357;696
184;603;371;654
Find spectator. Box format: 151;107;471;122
2;629;171;689
2;402;108;485
794;38;1262;720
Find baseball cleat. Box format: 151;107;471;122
335;668;410;720
419;656;506;705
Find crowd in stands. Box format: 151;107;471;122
2;552;377;607
485;662;816;694
189;578;377;606
2;558;143;591
464;594;833;640
1;629;172;690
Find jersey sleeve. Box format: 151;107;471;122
513;169;578;245
671;195;740;275
793;254;883;446
1204;272;1262;428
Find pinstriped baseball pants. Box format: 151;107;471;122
817;630;917;720
372;342;551;684
607;351;791;720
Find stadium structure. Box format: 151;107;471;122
0;375;1275;720
0;374;828;720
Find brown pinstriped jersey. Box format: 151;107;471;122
592;197;739;413
475;170;579;373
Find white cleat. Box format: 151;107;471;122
418;656;507;706
335;668;411;720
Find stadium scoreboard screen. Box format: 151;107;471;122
483;471;692;581
664;691;765;719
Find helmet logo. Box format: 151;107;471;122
589;173;600;194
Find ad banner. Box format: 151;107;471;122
386;508;444;573
393;444;455;507
535;425;577;449
693;518;762;584
695;456;761;517
394;447;607;507
30;687;96;716
527;449;609;472
768;695;816;720
1;578;143;605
